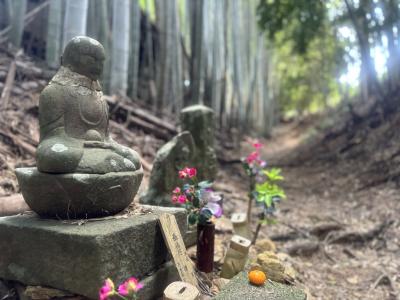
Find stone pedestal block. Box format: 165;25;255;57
0;206;187;299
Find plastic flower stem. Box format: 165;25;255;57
252;221;262;245
111;294;128;300
246;175;256;224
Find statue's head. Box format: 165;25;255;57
180;105;215;149
61;36;105;80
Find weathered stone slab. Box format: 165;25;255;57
180;105;217;181
214;271;306;300
0;206;186;299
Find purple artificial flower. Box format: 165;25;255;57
204;202;223;218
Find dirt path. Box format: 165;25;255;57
219;121;400;300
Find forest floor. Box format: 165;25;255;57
216;118;400;300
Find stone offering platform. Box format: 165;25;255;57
214;271;306;300
0;205;186;299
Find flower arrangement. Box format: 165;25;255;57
99;277;143;300
172;167;222;225
241;140;286;243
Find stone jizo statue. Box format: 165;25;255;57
139;132;196;206
140;105;217;207
37;36;140;174
180;105;217;181
16;36;143;219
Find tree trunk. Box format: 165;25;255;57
128;0;141;99
188;0;204;105
171;0;183;112
343;0;380;101
86;0;97;38
63;0;88;48
144;0;155;105
155;0;172;113
46;0;63;68
96;0;111;93
231;0;244;126
245;34;263;130
9;0;27;48
383;0;399;90
4;0;13;28
210;0;224;120
110;0;130;95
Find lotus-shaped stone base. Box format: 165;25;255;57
15;167;143;219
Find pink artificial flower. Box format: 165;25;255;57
187;167;197;178
179;170;188;179
173;187;181;194
253;141;263;150
118;277;143;296
246;151;259;164
178;195;187;204
171;195;178;203
99;278;115;300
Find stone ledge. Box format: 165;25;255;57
0;206;186;299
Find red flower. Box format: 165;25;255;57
99;279;115;300
246;151;260;164
118;277;143;296
179;170;188;179
187;167;197;178
253;141;263;149
178;167;197;179
178;195;187;203
171;195;178;203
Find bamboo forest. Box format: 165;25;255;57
0;1;399;300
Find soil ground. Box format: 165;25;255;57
217;119;400;300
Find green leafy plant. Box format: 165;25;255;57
241;141;286;244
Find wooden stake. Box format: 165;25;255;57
158;213;198;288
231;212;252;240
163;281;200;300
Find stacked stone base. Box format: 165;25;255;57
0;206;186;299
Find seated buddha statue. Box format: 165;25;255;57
36;36;141;174
15;36;143;219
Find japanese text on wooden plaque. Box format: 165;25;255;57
159;213;198;287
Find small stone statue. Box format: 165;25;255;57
140;132;195;206
37;36;140;174
16;37;143;218
180;105;217;181
140;105;217;207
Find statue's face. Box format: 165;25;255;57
75;52;105;80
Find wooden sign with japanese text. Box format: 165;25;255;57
159;213;198;288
